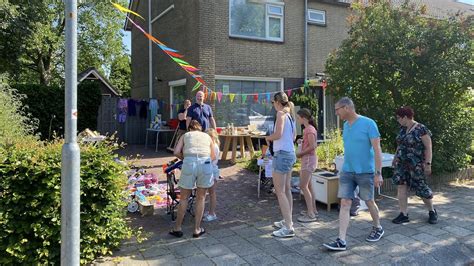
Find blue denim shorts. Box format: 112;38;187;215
178;156;214;189
338;172;374;201
212;164;220;181
272;150;296;174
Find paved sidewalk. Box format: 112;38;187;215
96;145;474;265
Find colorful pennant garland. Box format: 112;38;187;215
112;2;330;105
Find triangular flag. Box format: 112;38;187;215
300;86;305;92
287;89;292;97
176;104;180;112
211;92;216;101
241;94;247;103
322;80;327;90
266;93;271;103
112;2;145;20
217;92;223;103
229;94;235;103
192;81;201;91
253;94;259;103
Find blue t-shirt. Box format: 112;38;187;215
186;103;213;131
342;115;380;174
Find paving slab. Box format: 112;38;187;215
93;145;474;265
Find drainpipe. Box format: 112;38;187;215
304;0;308;81
148;0;152;99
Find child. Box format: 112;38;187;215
295;108;318;223
203;128;220;222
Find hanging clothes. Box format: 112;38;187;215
149;99;159;121
117;98;128;123
127;99;137;116
138;100;148;119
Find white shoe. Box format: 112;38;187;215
273;220;285;229
272;227;295;238
203;214;217;222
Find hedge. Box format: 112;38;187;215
0;138;133;264
12;81;102;140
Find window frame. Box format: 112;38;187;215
307;9;326;26
229;1;285;42
168;79;186;119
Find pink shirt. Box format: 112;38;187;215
302;125;317;157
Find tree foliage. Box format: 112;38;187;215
0;74;37;146
109;53;131;97
0;0;129;85
325;0;473;172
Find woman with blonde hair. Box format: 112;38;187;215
203;128;221;222
170;120;216;238
265;91;297;238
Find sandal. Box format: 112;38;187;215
192;227;206;238
169;229;183;238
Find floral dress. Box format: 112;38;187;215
392;123;433;199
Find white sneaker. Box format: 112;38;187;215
273;220;285;229
272;227;295;238
203;214;217;222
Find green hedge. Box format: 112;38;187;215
0;138;133;264
12;81;102;139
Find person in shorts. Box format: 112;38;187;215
203;128;221;222
170;120;216;238
295;108;319;223
323;97;384;251
265;92;297;238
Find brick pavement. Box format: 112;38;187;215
95;145;474;265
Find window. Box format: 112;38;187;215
214;77;282;127
169;79;186;118
229;0;284;42
308;9;326;26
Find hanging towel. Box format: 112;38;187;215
127;99;137;116
149;99;158;121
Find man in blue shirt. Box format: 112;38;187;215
186;91;216;132
324;97;384;251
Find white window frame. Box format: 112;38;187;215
308;9;326;26
168;79;186;119
229;1;284;42
215;75;284;90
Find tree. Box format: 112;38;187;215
109;53;131;97
0;0;128;86
325;0;473;173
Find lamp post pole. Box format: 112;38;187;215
61;0;80;265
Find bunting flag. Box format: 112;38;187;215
192;81;202;91
253;94;259;103
113;2;330;102
112;2;145;20
176;104;180;112
211;92;216;101
112;2;204;88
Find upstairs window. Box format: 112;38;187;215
230;0;284;42
308;9;326;26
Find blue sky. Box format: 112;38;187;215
457;0;474;5
122;30;131;55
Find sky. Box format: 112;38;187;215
457;0;474;5
123;30;131;55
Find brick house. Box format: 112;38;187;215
124;0;472;135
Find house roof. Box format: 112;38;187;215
351;0;474;18
124;0;140;31
78;67;120;96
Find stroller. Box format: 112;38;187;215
163;158;196;221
